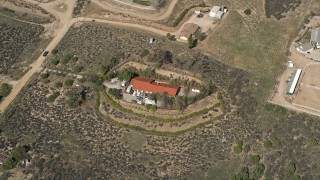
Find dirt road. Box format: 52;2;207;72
91;0;179;21
0;0;77;113
0;1;185;113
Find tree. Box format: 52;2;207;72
52;49;58;54
285;163;296;177
166;33;176;41
264;140;272;148
152;50;173;66
40;73;49;79
0;83;12;97
234;146;242;154
243;144;250;153
108;88;122;99
250;155;260;164
140;48;150;57
55;81;63;88
254;163;265;178
73;65;84;73
188;36;197;49
64;79;74;87
118;69;135;81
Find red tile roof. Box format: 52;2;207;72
130;77;179;96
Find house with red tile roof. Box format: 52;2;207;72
129;77;179;97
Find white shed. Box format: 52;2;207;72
209;6;221;18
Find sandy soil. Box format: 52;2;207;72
294;85;320;112
92;0;179;21
300;64;320;86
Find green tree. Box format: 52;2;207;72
254;163;265;179
64;79;74;87
119;69;135;81
188;36;197;49
243;144;250;153
51;49;58;54
264;140;272;148
141;49;150;57
234;146;242;154
308;138;318;147
285;163;296;177
250;155;260;164
108;88;122;99
0;83;12;97
55;81;63;88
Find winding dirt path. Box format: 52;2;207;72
91;0;179;21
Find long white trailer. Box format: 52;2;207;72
288;69;302;94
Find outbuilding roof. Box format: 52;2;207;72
180;23;200;38
129;77;179;96
311;28;320;43
210;6;221;13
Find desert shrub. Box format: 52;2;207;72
146;104;157;112
47;92;60;102
232;167;249;180
51;59;60;65
66;89;81;108
244;9;251;15
52;49;58;54
40;73;49;79
166;33;176;41
234;146;243;154
243;144;250;153
236;139;244;147
108;88;122;99
55;81;63;88
254;163;265;179
61;54;74;65
64;79;74;87
308;138;318;147
264;140;272;148
2;157;17;170
250;155;260;164
2;146;29;170
73;65;84;73
284;163;296;177
140;48;150;57
273;151;281;159
0;83;12;97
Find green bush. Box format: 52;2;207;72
2;146;29;170
250;155;260;164
234;146;243;154
64;79;74;87
2;157;17;170
254;163;265;179
51;49;58;54
273;151;281;159
55;81;63;88
243;144;250;153
166;33;176;41
140;49;150;57
146;104;157;112
236;139;244;147
0;83;12;97
188;36;197;49
51;59;59;65
285;163;296;177
73;65;84;73
264;140;272;148
308;138;318;146
108;88;122;99
47;92;60;102
40;73;49;79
